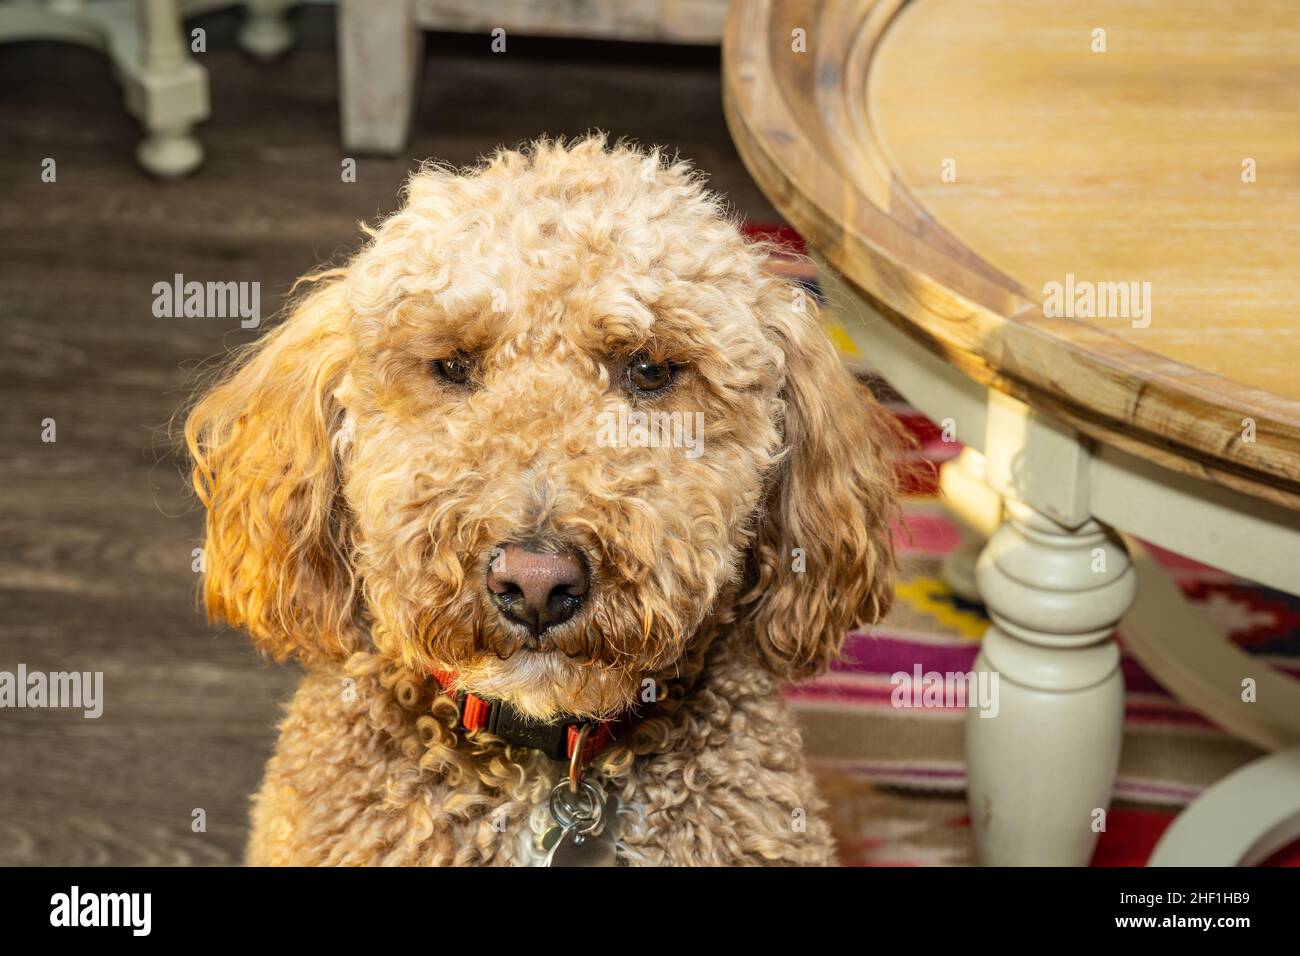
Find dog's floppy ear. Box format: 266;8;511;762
185;274;358;666
740;280;902;678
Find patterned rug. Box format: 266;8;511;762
747;224;1300;866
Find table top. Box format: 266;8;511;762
724;0;1300;510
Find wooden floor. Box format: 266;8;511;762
0;8;773;865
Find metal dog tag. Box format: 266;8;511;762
542;778;620;867
545;792;621;867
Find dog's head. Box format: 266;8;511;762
185;137;898;720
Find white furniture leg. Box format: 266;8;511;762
131;0;208;177
237;0;295;59
964;391;1137;865
338;0;422;154
968;500;1134;864
939;447;1000;603
0;0;209;177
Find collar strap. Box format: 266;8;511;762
429;668;619;763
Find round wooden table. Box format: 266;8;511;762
724;0;1300;865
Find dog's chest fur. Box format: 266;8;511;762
246;634;837;866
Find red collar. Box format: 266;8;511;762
428;668;627;764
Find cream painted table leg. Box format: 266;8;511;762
131;0;208;177
968;502;1132;864
0;0;208;177
817;261;1137;865
966;392;1135;865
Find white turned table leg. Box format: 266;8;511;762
939;447;1001;603
967;500;1134;864
132;0;207;177
238;0;296;59
0;1;209;176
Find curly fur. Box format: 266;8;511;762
185;136;901;866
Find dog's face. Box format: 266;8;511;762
186;139;898;720
337;149;785;720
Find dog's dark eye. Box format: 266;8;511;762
626;356;674;394
431;352;475;385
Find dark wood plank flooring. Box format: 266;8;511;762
0;7;774;864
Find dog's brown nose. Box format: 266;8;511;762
486;544;589;636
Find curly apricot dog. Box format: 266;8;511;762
186;136;899;865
